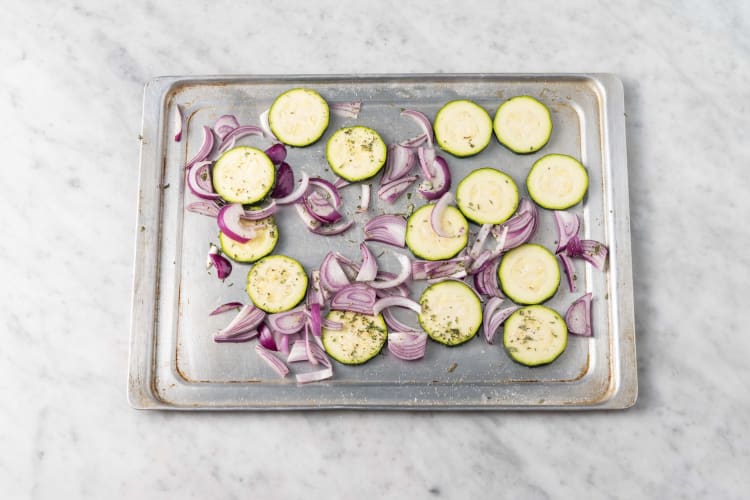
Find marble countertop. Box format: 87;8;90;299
2;1;748;498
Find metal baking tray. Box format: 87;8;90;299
128;74;636;410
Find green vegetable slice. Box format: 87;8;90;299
212;146;275;204
493;96;552;154
246;255;308;313
499;244;560;305
418;280;483;346
526;154;588;210
456;168;519;224
322;310;387;365
218;216;278;263
326;126;387;181
405;204;469;261
268;88;330;147
433;100;493;157
503;305;567;366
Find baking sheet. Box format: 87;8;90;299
128;74;636;410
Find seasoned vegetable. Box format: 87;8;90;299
493;96;552;154
503;305;567;366
418;280;482;346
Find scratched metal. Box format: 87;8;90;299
128;74;636;410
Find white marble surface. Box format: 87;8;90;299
2;0;749;498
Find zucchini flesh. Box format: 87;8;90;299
456;168;519;225
503;305;567;366
326;126;387;181
322;310;387;365
268;88;330;147
219;216;278;263
493;96;552;154
418;281;482;346
433;100;493;157
499;244;560;305
246;255;308;313
212;146;275;204
526;154;588;210
405;204;469;261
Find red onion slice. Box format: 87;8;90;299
399;133;428;149
473;256;503;298
271;161;294;199
364;215;407;248
304;191;343;224
214;304;265;342
330;101;362;118
333;177;350;189
417;156;451;200
566;292;593;336
239;200;277;221
430;192;457;238
310;218;354;236
321;318;343;330
320;252;352;293
310;303;322;337
274;172;310;205
417;146;437;180
554;210;580;253
258;323;278;351
483;302;519;344
267;306;308;335
330;284;377;315
308;178;343;208
566;237;609;271
264;143;287;165
356;243;378;282
217;203;256;243
382;144;416;184
259;108;276;140
287;340;333;383
186;126;215;168
369;253;411;289
378;175;419;204
207;246;232;280
306;269;327;306
214;114;240;140
186;161;221;200
186;200;221;217
255;344;289;378
382;308;418;333
357;184;371;213
494;199;538;251
469;224;493;259
401;109;434;146
411;256;469;281
209;302;243;316
559;252;577;292
217;125;264;154
373;296;421;315
173;105;183;142
387;331;428;361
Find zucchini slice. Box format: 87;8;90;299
326;126;387;181
493;96;552;154
212;146;275;204
433;100;493;157
456;168;519;225
322;310;387;365
246;255;308;313
418;280;482;346
526;154;588;210
503;305;567;366
219;216;278;263
405;204;469;261
499;244;560;305
268;88;330;147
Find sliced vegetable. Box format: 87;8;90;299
526;154;589;210
214;114;240;140
378;175;419;203
483;297;519;344
411;256;469;281
273;171;309;205
493;96;552;154
417;155;451;201
372;296;421;315
503;306;567;366
173;105;183;142
493;198;539;251
212;146;275;204
209;302;243;316
559;252;577;292
387;331;428;361
186;161;221;201
264;143;287;165
214;304;265;342
186;200;221;217
217;126;265;154
255;345;289;378
553;210;580;254
304;191;343;224
433;100;493;157
267;306;308;335
322;310;387;365
218;216;278;263
456;168;519;225
498;243;560;305
355;243;378;282
564;236;609;271
326;126;387;181
381;144;415;184
473;256;503;298
330;100;361;118
565;292;593;337
246;255;308;313
405;204;468;261
401;109;434;146
368;253;411;289
186;126;215;168
418;280;482;346
357;184;371;212
320;251;352;293
330;283;376;315
364;215;407;248
268;88;330;147
217;203;256;243
207;244;232;280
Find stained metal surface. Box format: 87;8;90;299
128;74;636;410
